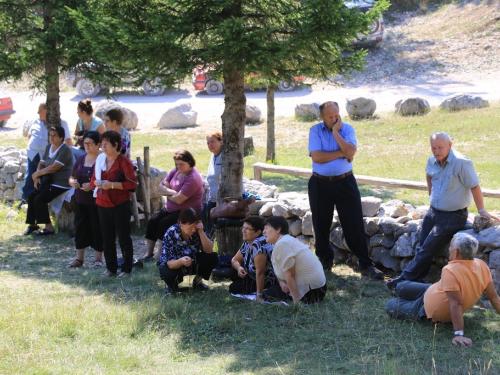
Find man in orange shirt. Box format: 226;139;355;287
386;232;500;346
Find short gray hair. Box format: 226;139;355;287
319;101;339;114
452;232;478;260
430;132;451;142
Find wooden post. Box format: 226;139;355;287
130;192;140;228
144;146;151;223
136;157;150;226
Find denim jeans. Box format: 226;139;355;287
386;281;431;321
22;154;40;200
400;206;468;282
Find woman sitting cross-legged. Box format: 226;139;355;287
24;126;74;236
228;216;277;302
157;208;218;295
263;216;327;304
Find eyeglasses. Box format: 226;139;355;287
242;226;255;232
83;142;94;146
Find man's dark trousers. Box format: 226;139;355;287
400;206;468;282
308;173;372;268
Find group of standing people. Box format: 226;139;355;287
23;99;138;280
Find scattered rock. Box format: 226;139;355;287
395;97;430;116
245;103;262;124
157;102;197;129
439;94;489;112
94;100;139;130
346;97;376;118
295;103;320;119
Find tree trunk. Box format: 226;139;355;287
218;65;246;204
266;85;275;162
43;3;61;127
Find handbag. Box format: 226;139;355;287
38;174;51;191
210;196;256;220
116;171;137;193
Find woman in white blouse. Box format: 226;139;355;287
263;216;327;304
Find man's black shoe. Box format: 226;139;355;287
386;275;404;290
360;265;384;280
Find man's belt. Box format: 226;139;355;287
313;170;352;182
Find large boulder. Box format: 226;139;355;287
157;102;197;129
245;103;262;124
94;101;139;130
439;94;489;112
345;97;376;119
395;97;430;116
295;102;320;119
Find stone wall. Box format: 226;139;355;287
0;147;26;201
242;183;500;291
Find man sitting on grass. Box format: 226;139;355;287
385;232;500;346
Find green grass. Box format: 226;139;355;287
0;202;499;374
1;104;500;374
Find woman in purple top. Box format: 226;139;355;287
66;131;104;268
142;149;204;260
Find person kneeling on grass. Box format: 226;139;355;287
157;208;218;295
386;232;500;346
262;216;327;304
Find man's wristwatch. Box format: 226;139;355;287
454;330;464;336
112;183;114;189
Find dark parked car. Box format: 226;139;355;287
0;88;15;128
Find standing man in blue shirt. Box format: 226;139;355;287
308;101;383;279
387;132;499;289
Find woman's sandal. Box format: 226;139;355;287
66;259;84;268
23;225;40;235
93;261;103;269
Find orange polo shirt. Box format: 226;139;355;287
424;259;492;322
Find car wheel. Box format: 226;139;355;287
277;80;295;92
0;120;7;128
142;79;165;96
205;79;223;95
75;79;101;98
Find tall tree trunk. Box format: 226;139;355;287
266;85;275;162
218;65;246;204
43;2;61;127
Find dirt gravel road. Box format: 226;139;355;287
3;72;500;136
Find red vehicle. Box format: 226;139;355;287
0;88;15;128
192;68;304;95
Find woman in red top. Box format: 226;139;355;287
91;130;138;279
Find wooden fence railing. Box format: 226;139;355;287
252;162;500;198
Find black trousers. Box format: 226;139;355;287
98;201;134;273
227;268;276;295
145;208;180;241
26;185;68;225
263;283;327;304
159;251;218;289
201;200;217;237
74;202;103;251
308;174;373;269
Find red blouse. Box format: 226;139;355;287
90;154;138;208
